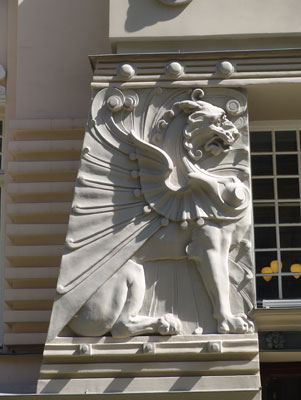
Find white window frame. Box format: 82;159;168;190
250;120;301;309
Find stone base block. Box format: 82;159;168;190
37;334;261;399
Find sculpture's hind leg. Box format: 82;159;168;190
111;260;182;338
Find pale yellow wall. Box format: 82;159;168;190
0;0;8;68
0;355;42;394
110;0;301;51
16;0;111;120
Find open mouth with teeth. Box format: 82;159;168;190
204;124;240;156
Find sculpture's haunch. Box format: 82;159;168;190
69;259;182;337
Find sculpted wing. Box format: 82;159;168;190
47;89;163;341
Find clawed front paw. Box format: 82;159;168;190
218;314;254;334
158;314;182;335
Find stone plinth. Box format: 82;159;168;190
38;334;260;399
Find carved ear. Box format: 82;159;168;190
187;111;205;124
177;100;204;114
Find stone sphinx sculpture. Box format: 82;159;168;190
47;87;255;341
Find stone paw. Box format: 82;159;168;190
158;313;182;335
218;314;251;334
193;326;203;335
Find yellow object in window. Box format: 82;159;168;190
261;266;273;282
261;260;282;282
290;264;301;279
270;260;282;273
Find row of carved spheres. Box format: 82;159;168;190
117;60;235;81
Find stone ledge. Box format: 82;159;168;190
254;308;301;331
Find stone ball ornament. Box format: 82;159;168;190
216;60;235;77
117;63;136;80
166;61;184;78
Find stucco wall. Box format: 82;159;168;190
0;0;8;68
110;0;301;46
16;0;111;119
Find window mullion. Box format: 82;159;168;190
272;130;283;299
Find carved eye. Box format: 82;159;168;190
216;118;222;127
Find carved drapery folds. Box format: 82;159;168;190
47;85;255;341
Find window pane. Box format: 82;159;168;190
280;226;301;248
277;178;299;199
255;251;278;274
282;276;301;299
255;227;277;249
276;154;298;175
250;131;272;152
251;155;273;175
252;179;274;200
275;130;297;151
256;276;278;300
279;204;301;223
280;251;301;273
253;204;275;224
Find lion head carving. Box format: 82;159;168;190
178;100;240;160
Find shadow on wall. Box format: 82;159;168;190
125;0;189;32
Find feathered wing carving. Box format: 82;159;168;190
47;87;251;340
47;88;163;341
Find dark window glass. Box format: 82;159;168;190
275;130;297;151
276;154;298;175
279;204;301;223
255;251;278;274
255;227;277;249
280;251;301;273
256;276;278;300
277;178;300;199
264;374;301;400
280;226;301;248
251;155;273;175
252;179;274;200
253;204;275;224
282;276;301;299
250;131;272;152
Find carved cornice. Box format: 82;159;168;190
0;65;6;108
90;49;301;88
0;85;5;106
0;64;6;81
254;308;301;331
158;0;192;6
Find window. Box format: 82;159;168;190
250;123;301;307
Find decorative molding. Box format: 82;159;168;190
0;64;6;81
158;0;192;6
0;85;6;106
38;334;260;395
254;308;301;331
90;49;301;89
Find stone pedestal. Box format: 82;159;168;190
38;334;260;399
